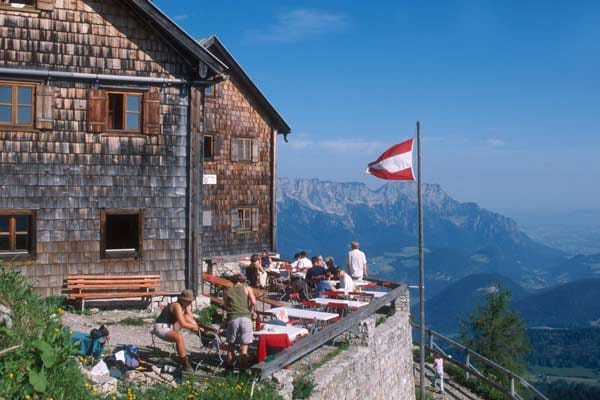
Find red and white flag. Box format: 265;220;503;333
366;138;415;180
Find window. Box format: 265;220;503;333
108;93;141;131
205;85;215;97
231;207;258;233
204;134;215;160
0;83;34;126
88;89;160;134
100;210;143;259
1;1;36;8
0;210;36;260
237;138;252;161
231;137;257;162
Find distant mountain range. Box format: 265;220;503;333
418;274;600;333
277;178;566;296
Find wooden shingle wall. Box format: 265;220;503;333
202;78;274;257
0;0;195;295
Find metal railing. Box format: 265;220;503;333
412;324;549;400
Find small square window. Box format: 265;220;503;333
101;210;143;259
0;210;36;260
108;93;141;131
204;134;215;160
0;82;34;126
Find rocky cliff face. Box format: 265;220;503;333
277;178;566;293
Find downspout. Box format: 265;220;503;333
196;87;207;294
185;83;194;291
271;128;278;253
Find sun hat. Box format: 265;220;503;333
179;289;194;302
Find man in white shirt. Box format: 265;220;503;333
291;251;312;270
347;241;367;280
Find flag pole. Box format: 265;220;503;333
417;121;426;400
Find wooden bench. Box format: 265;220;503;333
65;274;173;312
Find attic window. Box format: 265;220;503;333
108;93;141;131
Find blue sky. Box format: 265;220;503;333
155;0;600;219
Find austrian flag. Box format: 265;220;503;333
366;139;415;180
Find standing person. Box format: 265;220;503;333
152;289;201;372
433;356;444;393
224;274;256;370
347;241;368;280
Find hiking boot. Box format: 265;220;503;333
180;356;193;373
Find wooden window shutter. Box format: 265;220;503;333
213;134;220;159
251;140;259;162
252;208;259;232
230;209;239;232
143;90;161;134
35;84;54;130
230;138;239;161
37;0;54;11
87;89;106;133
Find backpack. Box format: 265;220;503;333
110;344;140;370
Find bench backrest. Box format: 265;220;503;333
66;274;161;290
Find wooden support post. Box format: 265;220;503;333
465;351;470;380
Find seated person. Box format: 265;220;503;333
152;289;201;372
337;270;354;294
224;274;256;370
291;251;312;270
305;256;327;287
243;253;266;288
316;272;335;298
325;256;339;276
259;249;273;269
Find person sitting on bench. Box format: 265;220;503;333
152;289;201;372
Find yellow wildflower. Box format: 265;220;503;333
84;382;89;388
9;372;14;379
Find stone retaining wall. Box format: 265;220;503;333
307;291;415;400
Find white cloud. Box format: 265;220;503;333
245;9;348;43
485;138;505;147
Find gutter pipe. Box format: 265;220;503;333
0;67;228;86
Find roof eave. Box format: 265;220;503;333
125;0;228;74
201;36;291;134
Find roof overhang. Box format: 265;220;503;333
200;36;291;135
124;0;228;76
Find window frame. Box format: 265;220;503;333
237;138;253;162
0;210;36;261
0;1;37;11
235;207;253;232
0;81;35;128
106;91;142;133
100;209;144;260
204;133;215;161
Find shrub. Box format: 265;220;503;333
0;266;98;399
195;304;221;326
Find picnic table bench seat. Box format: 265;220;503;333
65;274;174;312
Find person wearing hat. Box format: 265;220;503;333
152;289;201;372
